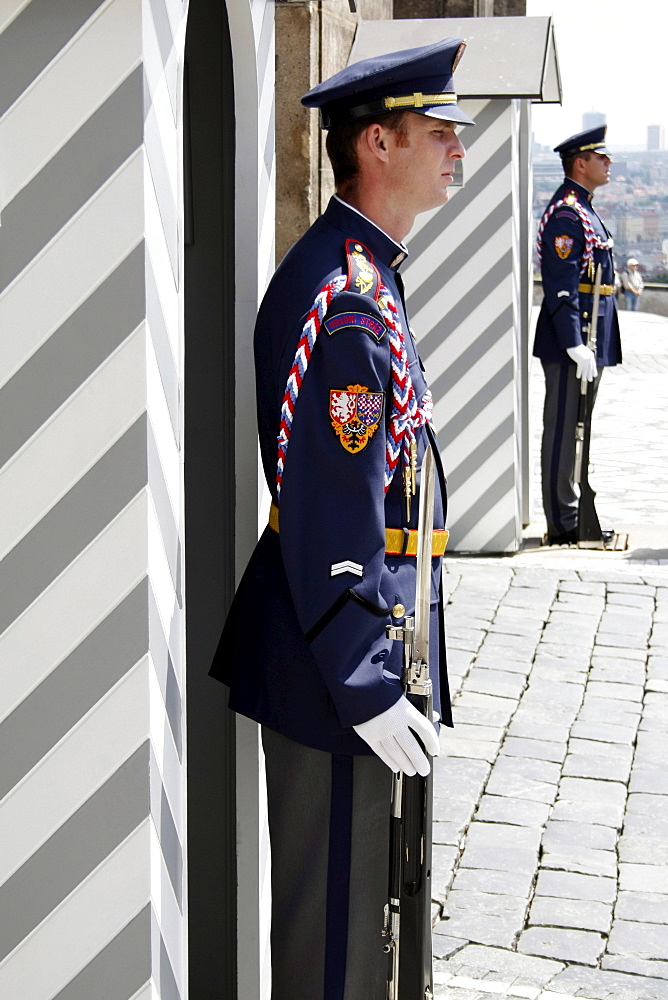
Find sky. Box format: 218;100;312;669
526;0;667;150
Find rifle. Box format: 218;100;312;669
383;445;436;1000
574;263;603;547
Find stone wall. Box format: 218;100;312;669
275;0;392;264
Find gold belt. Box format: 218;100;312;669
268;503;448;557
578;283;614;295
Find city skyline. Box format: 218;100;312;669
526;0;667;150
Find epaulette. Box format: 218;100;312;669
344;239;381;300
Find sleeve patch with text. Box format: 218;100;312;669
324;311;386;342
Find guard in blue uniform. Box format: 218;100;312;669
534;126;622;544
210;38;473;1000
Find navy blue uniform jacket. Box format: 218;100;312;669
210;197;451;754
533;179;622;367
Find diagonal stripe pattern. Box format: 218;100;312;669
403;98;528;552
0;0;188;997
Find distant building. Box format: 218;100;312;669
610;161;628;180
582;111;606;130
648;124;665;151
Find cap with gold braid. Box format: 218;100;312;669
301;37;474;130
554;125;612;161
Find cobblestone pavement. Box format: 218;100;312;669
432;311;668;1000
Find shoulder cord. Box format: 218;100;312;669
536;194;614;277
275;278;432;500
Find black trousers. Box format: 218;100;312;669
540;360;602;537
262;727;392;1000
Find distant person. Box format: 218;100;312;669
534;126;622;545
621;258;644;310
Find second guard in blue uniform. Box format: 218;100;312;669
534;125;622;544
211;38;473;1000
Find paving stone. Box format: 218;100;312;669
444;890;528;922
434;795;478;826
618;822;668;864
606;592;655;610
577;696;642;722
534;870;617;903
548;798;624;829
433;845;461;900
562;753;632;782
591;642;648;660
451;867;535;897
550;964;668;1000
560;581;606;596
597;613;652;636
541;845;617;878
433;928;470;960
485;757;561;804
448;628;487;651
584;680;645;702
448;723;507;744
501;738;567;764
507;719;572;743
463;668;529;701
626;793;668;819
529;662;589;683
557;776;627;807
448;648;477;670
517;927;605;966
528;896;612;933
480;633;543;660
548;610;601;629
488;621;544;639
433;985;486;1000
453;692;518;726
475;795;551;828
616;891;668;925
602;955;668;982
568;737;634;761
541;820;618;852
440;944;565;984
459;825;540;874
608;920;668;961
440;911;523;949
629;767;668;795
569;719;639;743
434;821;466;846
434;755;491;797
648;656;668;679
447;739;503;763
647;678;668;693
521;680;585;710
607;582;656;595
651;624;668;643
474;654;534;675
619;863;668;894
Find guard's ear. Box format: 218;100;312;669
362;122;390;163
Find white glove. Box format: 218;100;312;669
566;344;597;382
353;696;440;776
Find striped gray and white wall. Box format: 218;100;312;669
404;97;530;553
227;3;275;998
0;0;189;996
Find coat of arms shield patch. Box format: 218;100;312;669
554;235;574;259
329;384;384;453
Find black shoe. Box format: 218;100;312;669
546;528;578;546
